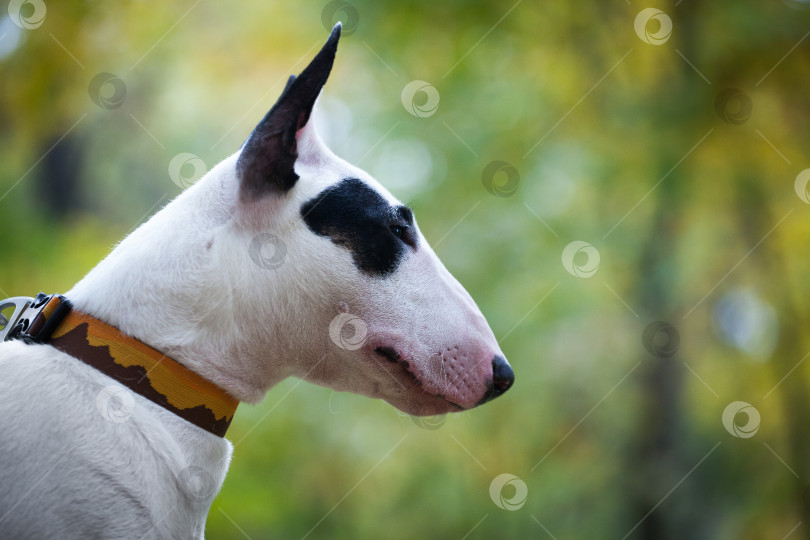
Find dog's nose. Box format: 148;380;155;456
492;355;514;396
477;355;514;405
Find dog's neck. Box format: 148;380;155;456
66;154;289;404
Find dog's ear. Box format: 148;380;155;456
237;23;341;201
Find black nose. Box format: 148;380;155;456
477;355;514;405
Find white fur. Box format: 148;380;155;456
0;110;506;538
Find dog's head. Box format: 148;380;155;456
225;24;512;416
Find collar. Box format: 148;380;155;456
1;293;238;437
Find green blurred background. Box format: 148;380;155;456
2;1;810;538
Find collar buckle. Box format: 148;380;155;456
1;293;68;343
1;296;37;342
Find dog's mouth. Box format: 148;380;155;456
374;346;402;364
373;346;464;411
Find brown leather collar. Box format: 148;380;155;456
8;294;238;437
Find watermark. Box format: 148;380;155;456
8;0;46;30
561;241;600;278
634;8;672;45
248;233;288;270
321;0;359;36
481;160;520;197
411;414;446;430
794;169;810;204
328;391;346;414
96;385;135;423
88;72;127;110
642;321;680;358
168;153;207;189
715;88;752;125
722;401;760;438
489;473;528;511
401;80;440;118
329;312;367;350
177;465;217;503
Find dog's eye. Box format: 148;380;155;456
389;223;416;248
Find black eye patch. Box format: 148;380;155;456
300;178;416;277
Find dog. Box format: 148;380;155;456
0;23;513;538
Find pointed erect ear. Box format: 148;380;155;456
237;23;341;202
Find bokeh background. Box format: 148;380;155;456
2;1;810;538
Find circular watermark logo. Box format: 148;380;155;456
329;312;367;350
401;80;440;118
8;0;46;30
411;414;446;430
96;385;135;423
321;1;359;36
168;153;207;189
634;8;672;45
633;8;672;45
88;72;127;110
489;473;528;511
177;465;217;503
642;321;680;358
328;391;347;414
248;233;287;270
722;401;760;438
794;169;810;204
561;241;600;278
715;88;752;125
481;160;520;197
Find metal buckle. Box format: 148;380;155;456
0;296;36;341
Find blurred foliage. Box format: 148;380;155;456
2;0;810;538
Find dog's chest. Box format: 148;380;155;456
0;340;231;539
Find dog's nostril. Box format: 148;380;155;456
374;346;401;363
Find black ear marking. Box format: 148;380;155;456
237;23;342;202
281;74;296;97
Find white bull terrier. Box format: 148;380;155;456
0;23;513;538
